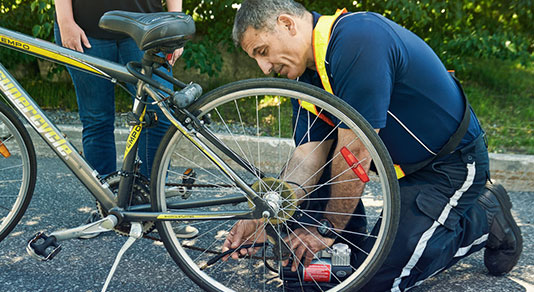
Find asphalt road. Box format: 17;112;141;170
0;156;532;292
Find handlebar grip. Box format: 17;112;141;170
172;83;203;108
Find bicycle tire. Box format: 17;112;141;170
0;100;36;242
151;78;400;291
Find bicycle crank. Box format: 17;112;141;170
96;173;155;236
26;215;118;261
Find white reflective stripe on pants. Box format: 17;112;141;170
390;162;477;292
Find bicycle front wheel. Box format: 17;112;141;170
0;101;36;242
151;78;400;291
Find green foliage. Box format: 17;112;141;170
2;0;532;76
458;58;534;154
181;0;237;76
300;0;534;69
0;0;55;68
181;0;533;76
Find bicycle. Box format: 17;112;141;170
0;11;400;292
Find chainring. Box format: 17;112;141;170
96;173;155;236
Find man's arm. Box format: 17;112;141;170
323;128;371;230
55;0;91;52
284;128;372;271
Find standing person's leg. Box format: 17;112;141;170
117;38;172;178
54;25;118;176
117;38;197;239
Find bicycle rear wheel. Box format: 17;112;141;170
0;101;36;242
151;78;400;291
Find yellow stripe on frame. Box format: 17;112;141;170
0;36;104;76
157;214;227;220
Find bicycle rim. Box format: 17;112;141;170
152;78;400;291
0;101;36;242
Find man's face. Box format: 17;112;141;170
241;19;309;80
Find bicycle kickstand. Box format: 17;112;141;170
101;222;143;292
26;215;119;261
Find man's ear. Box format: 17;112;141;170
277;14;297;35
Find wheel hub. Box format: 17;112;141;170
250;177;297;224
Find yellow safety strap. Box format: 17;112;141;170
312;8;346;94
311;8;406;179
394;165;405;179
298;8;348;128
298;100;335;127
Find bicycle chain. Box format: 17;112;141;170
141;232;275;261
100;179;273;261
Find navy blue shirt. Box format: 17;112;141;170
296;12;482;164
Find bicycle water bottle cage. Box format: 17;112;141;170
99;11;195;54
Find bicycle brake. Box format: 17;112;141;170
26;232;62;261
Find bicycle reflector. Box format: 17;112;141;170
0;139;11;158
340;146;369;183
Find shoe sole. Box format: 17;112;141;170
486;183;523;270
155;227;200;239
175;229;199;239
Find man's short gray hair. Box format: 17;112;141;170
232;0;308;46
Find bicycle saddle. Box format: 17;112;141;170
99;11;195;53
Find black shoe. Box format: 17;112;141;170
478;183;523;276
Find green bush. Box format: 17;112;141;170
0;0;55;68
1;0;532;75
180;0;533;75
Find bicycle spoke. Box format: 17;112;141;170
152;80;399;292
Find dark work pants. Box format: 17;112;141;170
360;135;490;291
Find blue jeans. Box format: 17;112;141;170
54;25;172;178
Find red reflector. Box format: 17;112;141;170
340;146;369;183
166;53;173;61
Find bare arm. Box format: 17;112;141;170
165;0;183;12
222;128;376;270
282;140;334;196
55;0;91;52
323;128;372;231
165;0;183;65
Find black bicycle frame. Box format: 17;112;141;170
0;26;267;222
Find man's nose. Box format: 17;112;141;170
256;58;273;75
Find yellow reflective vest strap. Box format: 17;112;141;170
310;8;407;180
297;100;335;127
312;8;347;94
297;9;348;128
394;164;405;179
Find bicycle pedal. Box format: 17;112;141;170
26;232;62;261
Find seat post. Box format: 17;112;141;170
116;50;158;209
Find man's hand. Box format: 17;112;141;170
222;219;266;261
284;227;335;272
